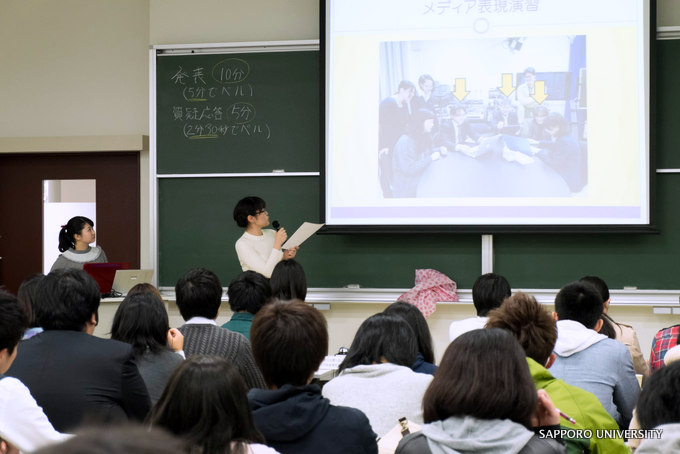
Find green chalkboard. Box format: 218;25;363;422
156;50;319;174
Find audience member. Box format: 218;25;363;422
17;273;45;340
580;275;648;376
449;273;511;341
383;301;437;375
175;267;265;389
110;291;184;405
634;361;680;453
222;271;272;339
148;355;277;454
485;291;628;452
396;329;565;454
270;260;307;301
127;282;164;299
322;313;432;437
33;425;187;454
248;301;377;454
6;269;151;432
0;289;70;453
549;281;639;428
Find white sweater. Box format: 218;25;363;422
234;229;283;278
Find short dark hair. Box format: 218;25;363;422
58;216;95;252
339;313;417;372
422;328;537;428
0;290;26;356
17;273;45;328
270;260;307;302
33;425;188;454
111;292;170;358
524;66;536;75
579;276;610;302
485;292;557;365
227;271;272;314
554;281;603;329
35;269;100;331
175;268;223;321
418;74;434;89
148;355;263;453
383;301;435;364
472;273;511;316
396;80;415;93
250;301;328;388
233;196;266;228
637;361;680;429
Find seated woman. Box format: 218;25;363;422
111;290;184;405
50;216;108;272
322;313;433;437
270;259;307;302
248;301;377;454
534;112;583;193
382;301;436;375
148;355;277;454
233;196;298;278
396;328;565;454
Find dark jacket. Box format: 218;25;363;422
6;330;151;432
412;352;437;375
248;384;377;454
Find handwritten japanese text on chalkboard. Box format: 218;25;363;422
169;59;271;140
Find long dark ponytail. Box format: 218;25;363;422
58;216;94;252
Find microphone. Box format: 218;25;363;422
272;220;281;231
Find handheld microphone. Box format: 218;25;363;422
272;220;280;231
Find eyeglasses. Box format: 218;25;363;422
255;209;268;215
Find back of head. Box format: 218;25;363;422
637;361;680;429
472;273;511;316
0;290;26;361
128;282;163;300
579;276;610;302
269;260;307;302
149;355;262;453
111;292;169;357
175;268;222;321
485;292;557;365
250;301;328;388
423;328;536;428
35;269;100;331
58;216;94;252
233;196;266;228
227;271;272;314
34;425;187;454
340;313;417;372
17;273;45;328
554;281;603;329
383;301;435;364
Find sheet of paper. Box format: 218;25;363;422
282;222;324;249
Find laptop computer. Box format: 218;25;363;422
111;269;154;296
83;262;131;296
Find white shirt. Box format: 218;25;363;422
448;316;489;341
235;229;283;278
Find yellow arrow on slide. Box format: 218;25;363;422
452;78;470;101
497;73;516;97
531;80;548;104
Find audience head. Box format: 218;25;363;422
127;282;163;300
637;361;680;430
579;276;610;304
33;424;188;454
175;268;222;321
0;290;26;373
233;196;266;228
111;292;170;358
485;292;557;365
227;271;272;314
554;281;603;330
383;301;435;364
58;215;95;252
35;269;100;332
250;301;328;388
423;328;537;428
17;273;45;328
339;313;417;372
148;355;262;453
472;273;511;316
270;260;307;302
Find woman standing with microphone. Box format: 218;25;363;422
233;196;298;278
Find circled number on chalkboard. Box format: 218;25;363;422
212;58;250;84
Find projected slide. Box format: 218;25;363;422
324;0;650;228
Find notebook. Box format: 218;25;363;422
111;269;154;296
83;262;130;296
